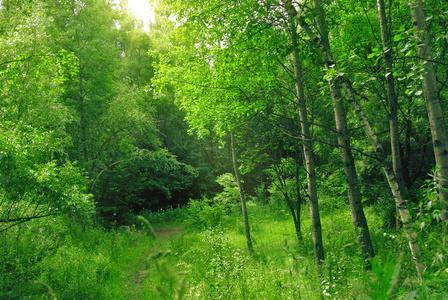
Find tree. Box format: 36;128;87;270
50;0;122;170
377;0;407;232
231;132;253;252
0;123;94;232
95;148;198;226
286;12;324;263
282;0;375;264
284;0;428;276
409;0;448;235
0;1;93;231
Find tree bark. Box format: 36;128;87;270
78;57;89;164
283;183;303;244
230;132;253;253
343;84;425;278
283;0;425;278
295;136;303;240
377;0;407;233
282;0;375;265
287;14;324;264
409;0;448;236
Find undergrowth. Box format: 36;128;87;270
2;194;447;299
0;216;154;299
140;198;448;299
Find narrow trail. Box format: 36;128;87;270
132;226;183;299
154;226;183;239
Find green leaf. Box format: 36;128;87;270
403;291;418;300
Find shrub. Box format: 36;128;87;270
213;173;241;212
186;198;225;229
140;206;188;224
250;183;269;205
267;178;296;212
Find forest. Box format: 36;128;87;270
0;0;447;298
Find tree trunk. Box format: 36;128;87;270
78;58;89;164
282;0;375;265
230;132;253;253
287;14;324;264
403;117;413;190
295;137;303;239
283;0;425;278
284;188;303;244
343;84;425;278
377;0;407;233
409;0;448;236
274;161;303;244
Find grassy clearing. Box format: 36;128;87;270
140;201;448;299
1;198;447;299
0;217;155;299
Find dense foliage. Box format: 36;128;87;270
1;0;447;298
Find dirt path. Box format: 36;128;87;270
132;226;183;299
154;226;183;239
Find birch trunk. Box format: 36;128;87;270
282;0;375;264
377;0;407;233
283;0;425;278
343;84;425;278
287;14;324;264
230;132;253;253
409;0;448;236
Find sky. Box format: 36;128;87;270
126;0;155;31
0;0;155;31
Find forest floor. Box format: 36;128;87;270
154;226;184;239
126;205;447;299
132;225;183;299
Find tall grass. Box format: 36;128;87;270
140;197;448;299
0;216;155;299
2;195;447;299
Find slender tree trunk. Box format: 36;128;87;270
283;0;425;278
78;58;88;164
409;0;448;236
311;1;375;264
282;0;375;265
230;132;253;253
377;0;407;233
330;78;376;265
343;84;425;278
287;14;324;264
295;137;303;239
403;117;413;189
274;161;303;244
284;188;303;244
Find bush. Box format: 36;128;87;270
186;198;225;228
267;178;296;212
250;183;269;205
140;206;188;224
213;173;241;212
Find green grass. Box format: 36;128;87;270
0;217;155;299
138;201;448;299
1;198;447;299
